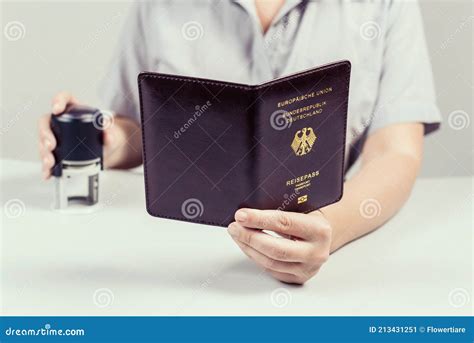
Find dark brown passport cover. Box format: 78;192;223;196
138;60;351;227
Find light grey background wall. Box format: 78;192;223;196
1;0;472;177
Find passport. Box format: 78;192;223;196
138;60;351;227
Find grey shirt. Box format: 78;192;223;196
99;0;441;164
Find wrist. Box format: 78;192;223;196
307;209;336;253
317;204;346;253
104;116;142;169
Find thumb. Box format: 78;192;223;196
51;91;79;115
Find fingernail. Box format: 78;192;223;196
235;210;248;222
227;224;239;238
44;139;51;149
52;103;61;114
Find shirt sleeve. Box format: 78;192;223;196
97;3;149;123
369;0;442;135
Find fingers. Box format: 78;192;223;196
266;270;307;285
39;146;55;180
38;114;57;179
41;154;55;180
230;226;316;284
233;236;314;285
51;91;78;115
229;209;333;284
235;208;324;241
38;114;56;150
233;239;303;274
228;222;312;262
39;92;79;179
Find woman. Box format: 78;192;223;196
38;0;441;284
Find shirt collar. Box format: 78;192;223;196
232;0;304;27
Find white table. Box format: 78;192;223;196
1;159;472;316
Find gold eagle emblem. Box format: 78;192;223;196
291;127;316;156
